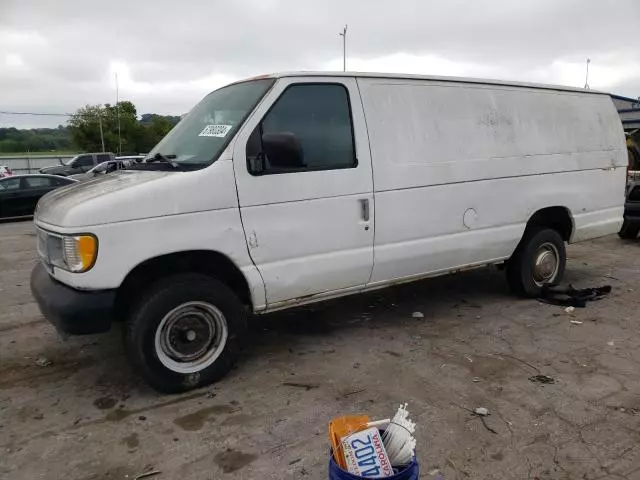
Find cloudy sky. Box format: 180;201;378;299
1;0;639;128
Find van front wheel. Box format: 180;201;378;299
124;274;246;393
506;228;566;298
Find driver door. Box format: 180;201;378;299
232;77;375;308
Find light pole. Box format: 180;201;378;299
115;73;122;155
98;111;105;153
339;24;348;71
584;58;591;89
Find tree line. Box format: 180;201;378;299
0;126;71;153
0;101;180;155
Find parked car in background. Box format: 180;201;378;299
69;156;145;182
619;181;640;239
39;152;115;177
70;159;126;181
117;155;146;163
0;174;76;219
0;166;13;178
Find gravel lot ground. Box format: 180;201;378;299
1;219;639;480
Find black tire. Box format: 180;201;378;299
506;227;566;298
124;273;246;393
618;219;639;240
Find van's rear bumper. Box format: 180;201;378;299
30;262;115;335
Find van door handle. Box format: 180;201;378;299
360;199;370;222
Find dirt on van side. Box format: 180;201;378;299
1;219;640;480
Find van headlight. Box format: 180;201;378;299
38;230;98;273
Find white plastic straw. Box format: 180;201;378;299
366;419;390;428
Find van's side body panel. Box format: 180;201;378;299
356;77;626;284
231;77;375;307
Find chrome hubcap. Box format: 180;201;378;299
533;242;559;287
154;301;228;374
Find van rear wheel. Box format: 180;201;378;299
124;274;246;393
506;227;566;298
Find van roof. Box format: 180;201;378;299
254;71;606;96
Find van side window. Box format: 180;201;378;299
247;84;356;174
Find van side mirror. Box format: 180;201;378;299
262;132;305;169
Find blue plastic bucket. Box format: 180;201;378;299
329;452;419;480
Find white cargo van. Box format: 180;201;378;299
31;72;627;392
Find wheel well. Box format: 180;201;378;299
115;251;252;318
526;207;573;241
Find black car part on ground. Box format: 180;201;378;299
539;284;612;308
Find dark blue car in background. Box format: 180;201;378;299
0;174;76;219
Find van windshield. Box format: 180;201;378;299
143;78;275;169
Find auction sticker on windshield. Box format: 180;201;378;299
199;125;232;137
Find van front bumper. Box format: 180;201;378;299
30;262;115;335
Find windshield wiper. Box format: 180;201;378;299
145;152;181;169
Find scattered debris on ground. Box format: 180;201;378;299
473;407;489;416
35;356;52;367
529;374;556;384
342;388;367;398
281;382;320;391
539;284;612;308
134;470;161;480
471;407;497;434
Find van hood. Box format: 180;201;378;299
36;170;174;228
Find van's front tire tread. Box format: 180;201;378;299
124;274;246;393
506;227;566;298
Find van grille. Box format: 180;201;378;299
629;186;640;202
